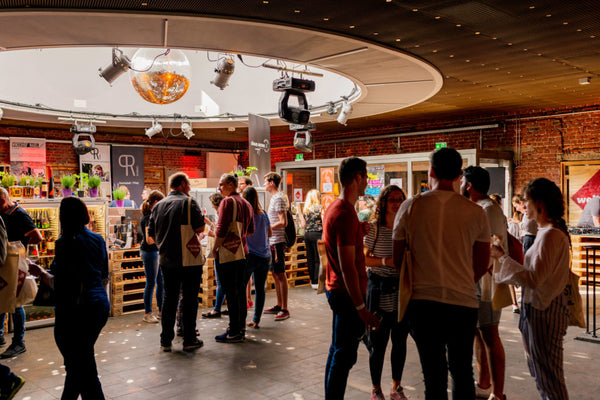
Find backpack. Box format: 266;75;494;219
284;208;296;249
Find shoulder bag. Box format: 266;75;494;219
181;197;206;267
219;198;245;264
397;194;420;322
565;270;585;328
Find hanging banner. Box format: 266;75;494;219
111;146;144;208
248;114;271;186
9;138;46;177
80;144;112;199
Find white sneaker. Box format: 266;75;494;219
488;394;506;400
512;304;520;314
475;382;492;398
143;313;159;323
311;284;318;290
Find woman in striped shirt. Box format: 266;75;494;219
364;185;410;400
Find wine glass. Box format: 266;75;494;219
27;244;39;263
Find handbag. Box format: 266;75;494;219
397;194;420;322
565;271;585;328
181;197;206;267
0;241;25;314
219;198;245;264
491;283;513;310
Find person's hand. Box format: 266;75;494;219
27;262;45;277
358;308;381;331
490;243;505;259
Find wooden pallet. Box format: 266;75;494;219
571;235;600;284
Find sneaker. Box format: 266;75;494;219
390;387;408;400
183;338;204;352
371;388;385;400
160;344;172;352
264;305;281;314
202;310;221;319
0;335;5;346
0;343;26;359
311;284;318;290
274;310;290;321
143;313;159;323
2;374;25;400
475;381;492;399
488;395;506;400
512;304;520;314
215;331;244;343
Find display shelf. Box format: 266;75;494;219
571;235;600;285
110;247;149;316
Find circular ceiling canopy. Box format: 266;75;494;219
0;11;443;131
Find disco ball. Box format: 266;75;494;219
129;48;191;105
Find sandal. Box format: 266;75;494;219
246;321;260;329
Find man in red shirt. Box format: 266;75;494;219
323;157;380;400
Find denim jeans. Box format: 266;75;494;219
54;308;108;400
216;256;247;336
408;299;478;400
304;231;322;284
0;306;26;346
160;265;202;346
140;250;163;314
324;290;366;400
213;257;226;313
245;253;270;324
368;310;410;386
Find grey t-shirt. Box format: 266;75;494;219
268;191;287;245
578;196;600;227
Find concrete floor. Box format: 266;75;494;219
2;286;600;400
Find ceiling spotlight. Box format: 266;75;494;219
337;101;353;125
99;48;131;84
71;130;96;155
145;121;162;138
579;77;592;85
211;56;235;90
181;122;195;139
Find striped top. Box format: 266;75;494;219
364;223;399;312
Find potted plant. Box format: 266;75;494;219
74;172;88;197
112;187;126;207
230;166;258;178
17;175;35;198
60;174;76;197
1;173;18;196
88;175;102;197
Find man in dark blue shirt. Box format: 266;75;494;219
0;188;43;359
148;173;205;352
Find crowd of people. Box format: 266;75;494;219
0;147;577;400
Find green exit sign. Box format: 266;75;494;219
295;153;304;161
435;142;447;149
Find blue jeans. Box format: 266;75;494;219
245;253;270;324
0;306;26;346
325;290;366;400
408;299;478;400
140;250;163;314
213;258;226;313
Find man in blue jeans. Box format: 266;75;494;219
322;157;380;400
393;148;491;399
0;188;42;359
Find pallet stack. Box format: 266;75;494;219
110;249;147;316
266;237;311;291
199;258;217;307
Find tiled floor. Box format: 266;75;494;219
3;286;600;399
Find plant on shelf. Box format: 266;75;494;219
18;175;33;187
60;174;76;197
88;175;102;197
0;173;17;189
230;166;258;177
112;187;126;207
74;172;88;196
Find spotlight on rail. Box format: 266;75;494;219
145;121;162;138
99;48;131;85
211;56;235;90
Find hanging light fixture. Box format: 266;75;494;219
145;121;162;138
211;56;235;90
129;49;192;104
337;100;353;125
98;48;132;84
181;122;194;139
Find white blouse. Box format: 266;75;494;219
495;226;569;310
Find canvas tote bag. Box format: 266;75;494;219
219;198;245;264
0;241;26;314
181;197;206;267
397;193;420;322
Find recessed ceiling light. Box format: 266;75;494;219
591;35;597;38
141;2;147;5
456;24;462;27
432;49;438;53
386;0;392;2
523;48;528;51
449;54;454;58
349;25;355;28
577;29;582;32
507;42;513;45
563;22;569;25
546;14;551;17
475;32;480;35
294;9;300;13
435;16;441;19
395;38;401;42
412;8;418;12
579;77;591;85
373;32;379;35
262;0;269;3
323;17;329;21
465;59;470;62
492;37;497;40
529;5;535;9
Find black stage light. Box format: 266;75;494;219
278;90;310;125
99;48;131;84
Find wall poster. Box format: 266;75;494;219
80;144;111;199
365;165;384;197
10;137;46;176
562;161;600;225
111;146;144;207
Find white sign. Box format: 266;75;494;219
390;178;403;189
293;188;303;202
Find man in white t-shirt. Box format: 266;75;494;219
462;166;507;400
264;172;290;321
392;148;491;399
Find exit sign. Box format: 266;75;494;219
295;153;304;161
435;142;447;149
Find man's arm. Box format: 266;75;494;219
473;241;491;283
26;228;43;245
392;239;405;270
271;210;287;230
338;245;380;330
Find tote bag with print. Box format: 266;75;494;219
181;197;206;267
219;198;245;264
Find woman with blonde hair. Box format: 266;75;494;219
297;189;323;289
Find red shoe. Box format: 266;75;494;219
247;301;254;309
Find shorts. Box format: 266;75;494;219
270;242;286;274
477;301;501;328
